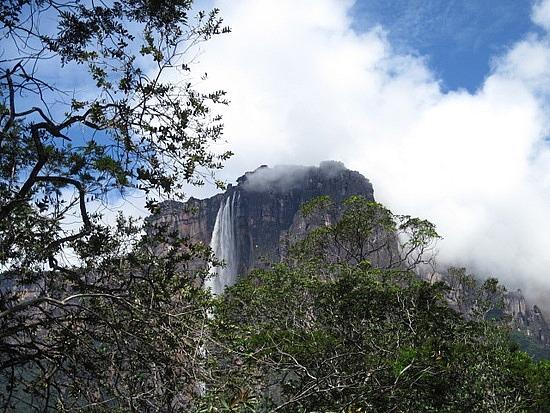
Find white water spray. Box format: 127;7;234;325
198;194;239;397
205;193;239;295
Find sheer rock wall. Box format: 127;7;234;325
149;161;375;275
147;162;549;351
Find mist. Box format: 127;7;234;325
240;161;349;193
187;0;550;309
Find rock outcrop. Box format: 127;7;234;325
147;162;549;353
506;291;550;348
148;161;375;277
436;269;550;351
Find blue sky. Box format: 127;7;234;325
350;0;536;92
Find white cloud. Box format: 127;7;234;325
533;0;550;30
191;0;550;306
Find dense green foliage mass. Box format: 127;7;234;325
0;0;228;410
207;265;550;412
202;197;550;412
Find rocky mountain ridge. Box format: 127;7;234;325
150;161;374;275
148;162;550;353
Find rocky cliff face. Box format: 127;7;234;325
149;161;375;279
505;291;550;348
147;162;549;353
436;269;550;351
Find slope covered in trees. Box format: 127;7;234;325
200;196;550;412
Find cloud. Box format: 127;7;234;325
191;0;550;307
533;0;550;30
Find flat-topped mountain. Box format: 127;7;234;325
147;162;549;353
149;161;374;290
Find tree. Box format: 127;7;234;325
0;1;229;410
286;195;440;275
205;197;550;412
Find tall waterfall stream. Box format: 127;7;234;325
205;193;239;295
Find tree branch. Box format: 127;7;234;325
0;293;125;320
35;175;91;229
0;126;48;221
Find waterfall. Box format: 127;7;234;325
205;193;239;294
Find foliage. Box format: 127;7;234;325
0;1;229;410
204;197;550;412
511;331;550;361
211;268;550;412
443;266;508;319
2;2;548;408
2;218;213;411
289;195;440;273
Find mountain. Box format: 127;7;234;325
505;292;550;358
148;161;374;291
147;162;550;355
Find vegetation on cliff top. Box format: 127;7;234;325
202;196;550;412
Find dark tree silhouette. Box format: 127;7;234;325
0;1;230;410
